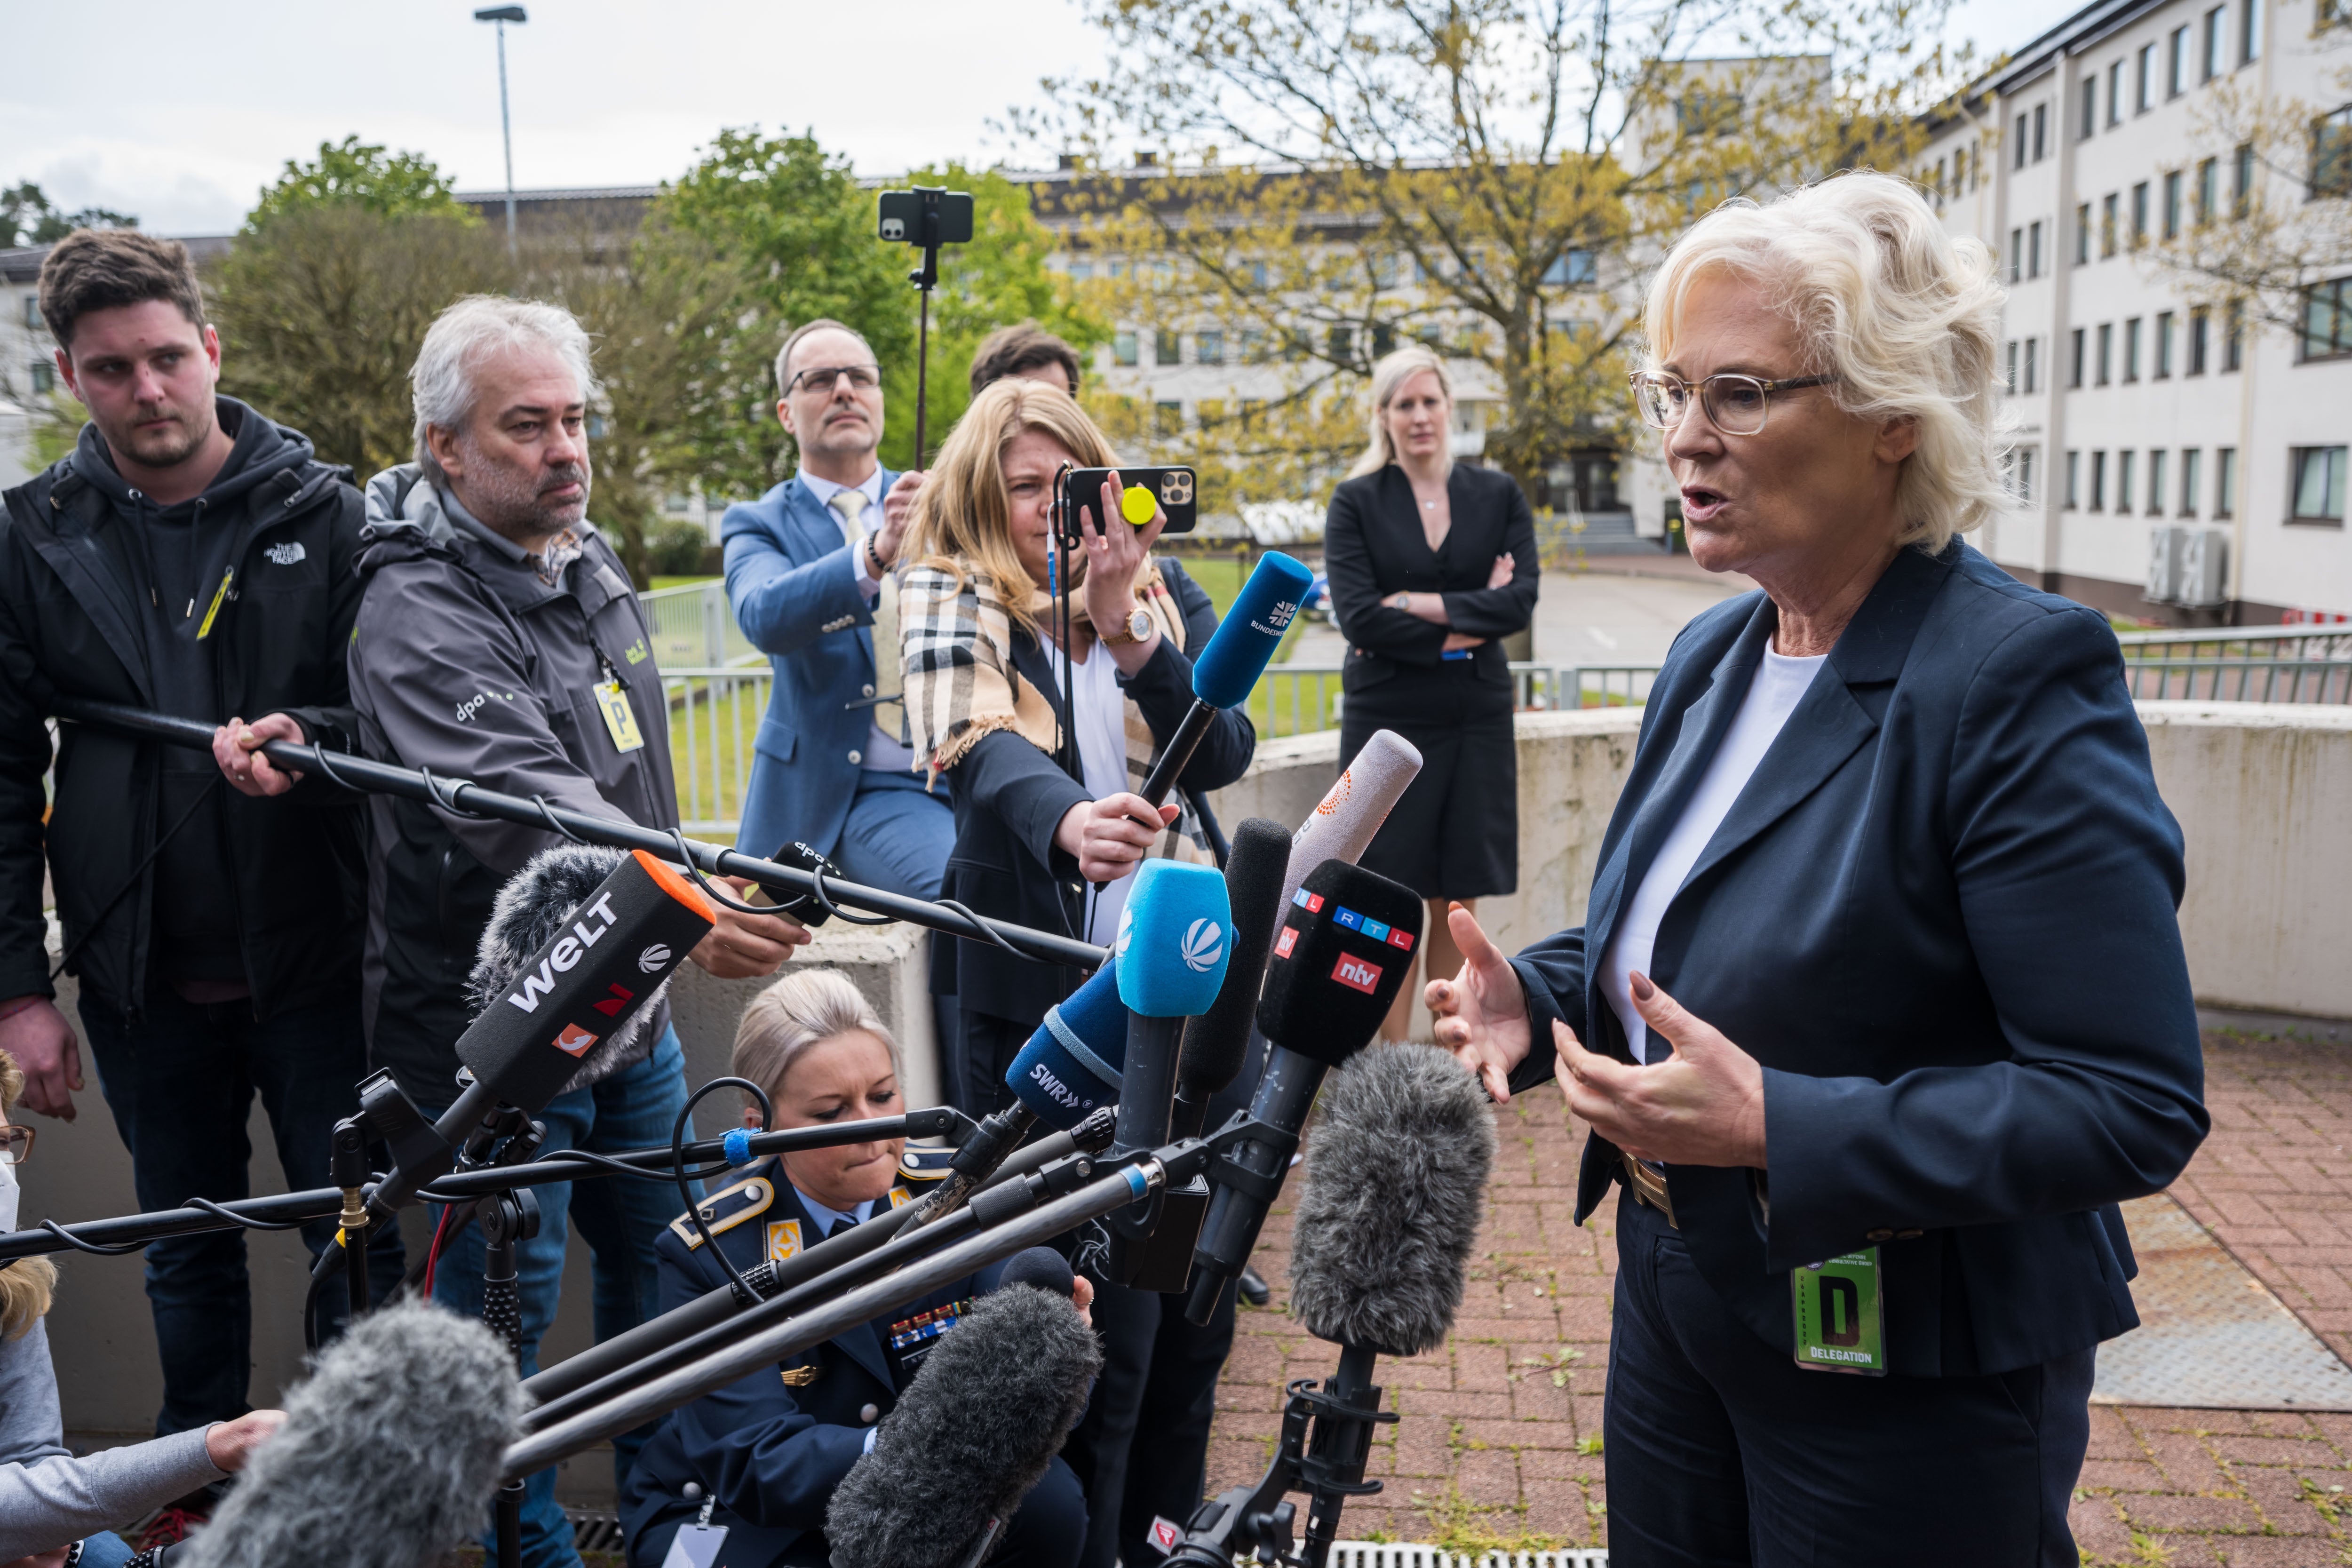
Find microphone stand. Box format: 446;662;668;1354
50;698;1105;972
479;1189;540;1568
1161;1342;1395;1568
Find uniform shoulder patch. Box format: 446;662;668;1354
668;1175;775;1249
898;1145;958;1184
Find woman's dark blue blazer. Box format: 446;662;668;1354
1509;539;2209;1377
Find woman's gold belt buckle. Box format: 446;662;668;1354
1621;1151;1677;1229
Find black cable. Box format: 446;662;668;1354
674;1077;772;1307
48;778;218;982
532;794;593;844
934;898;1023;959
664;828;779;916
184;1196;308;1232
806;862;893;926
39;1218;145;1256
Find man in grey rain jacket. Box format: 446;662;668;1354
349;296;805;1568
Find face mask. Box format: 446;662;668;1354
0;1156;17;1236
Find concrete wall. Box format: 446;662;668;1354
2138;702;2352;1019
31;700;2347;1491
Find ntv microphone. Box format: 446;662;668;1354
370;846;715;1212
1135;551;1314;806
1105;859;1231;1289
1183;858;1422;1323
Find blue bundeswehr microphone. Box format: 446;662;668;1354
1116;860;1233;1019
1006;959;1127;1129
1188;551;1315;710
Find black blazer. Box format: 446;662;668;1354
1508;541;2208;1377
1324;464;1540;700
935;560;1255;1025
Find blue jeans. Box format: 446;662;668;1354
75;1533;135;1568
427;1026;698;1568
832;767;954;900
79;986;409;1438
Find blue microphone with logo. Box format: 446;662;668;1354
1112;860;1232;1161
1136;550;1315;805
1007;959;1128;1129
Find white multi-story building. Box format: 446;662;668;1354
1920;0;2352;622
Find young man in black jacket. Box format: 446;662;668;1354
0;230;403;1470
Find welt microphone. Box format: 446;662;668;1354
372;845;715;1211
1184;858;1422;1323
1135;550;1315;805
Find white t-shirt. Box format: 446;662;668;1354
1049;640;1140;946
1600;646;1827;1063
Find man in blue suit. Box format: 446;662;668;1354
723;320;952;894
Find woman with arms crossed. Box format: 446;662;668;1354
1430;175;2206;1566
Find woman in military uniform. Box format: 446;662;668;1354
620;970;1090;1568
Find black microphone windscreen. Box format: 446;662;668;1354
826;1285;1103;1568
995;1245;1076;1299
1287;1044;1495;1358
178;1301;523;1568
1177;818;1291;1101
1255;860;1423;1069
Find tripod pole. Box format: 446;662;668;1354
915;272;932;463
482;1190;538;1568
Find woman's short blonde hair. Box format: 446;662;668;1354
902;378;1120;639
731;969;899;1110
1347;345;1456;480
1641;171;2009;553
0;1051;56;1339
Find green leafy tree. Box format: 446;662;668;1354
1017;0;1974;512
243;137;469;231
212;141;501;477
654;130;913;500
2;182;136;247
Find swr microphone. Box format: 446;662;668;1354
1172;817;1291;1139
373;846;715;1210
177;1301;523;1568
825;1279;1103;1568
1280;729;1423;915
1136;551;1315;804
1184;859;1421;1323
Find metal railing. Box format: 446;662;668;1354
1248;663;1660;739
2113;624;2352;704
639;580;758;670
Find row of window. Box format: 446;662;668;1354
1067;247;1598;292
1112;318;1484;368
2058;444;2351;524
2070;0;2260;149
2067;307;2244;385
2066;445;2234;517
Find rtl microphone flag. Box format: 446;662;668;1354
1189;551;1315;709
1115;860;1232;1019
1007;959;1128;1129
1257;860;1424;1065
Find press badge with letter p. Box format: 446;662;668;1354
1791;1249;1886;1376
595;680;646;754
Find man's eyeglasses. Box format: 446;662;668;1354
1628;371;1838;437
0;1125;32;1166
787;365;882;396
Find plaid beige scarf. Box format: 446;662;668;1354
899;557;1215;866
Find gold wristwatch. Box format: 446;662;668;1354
1100;606;1155;646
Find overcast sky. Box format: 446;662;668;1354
3;0;2058;239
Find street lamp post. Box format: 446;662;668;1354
474;5;528;259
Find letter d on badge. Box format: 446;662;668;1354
1791;1250;1887;1376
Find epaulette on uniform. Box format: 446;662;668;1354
668;1171;775;1249
894;1144;959;1196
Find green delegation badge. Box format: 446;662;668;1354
1790;1248;1887;1376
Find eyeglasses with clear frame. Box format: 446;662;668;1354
787;364;883;396
0;1124;31;1166
1628;371;1839;436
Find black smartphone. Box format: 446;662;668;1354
1055;466;1198;548
877;188;975;247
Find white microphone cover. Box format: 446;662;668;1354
179;1300;524;1568
466;842;672;1095
1280;729;1423;913
826;1284;1102;1568
1287;1043;1495;1358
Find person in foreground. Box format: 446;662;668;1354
0;1050;282;1566
620;969;1088;1568
1430;172;2207;1567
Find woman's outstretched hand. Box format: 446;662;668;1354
1427;903;1531;1101
1555;973;1767;1167
1057;794;1179;884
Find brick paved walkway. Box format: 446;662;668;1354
1210;1029;2352;1561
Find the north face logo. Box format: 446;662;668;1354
264;542;307;566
